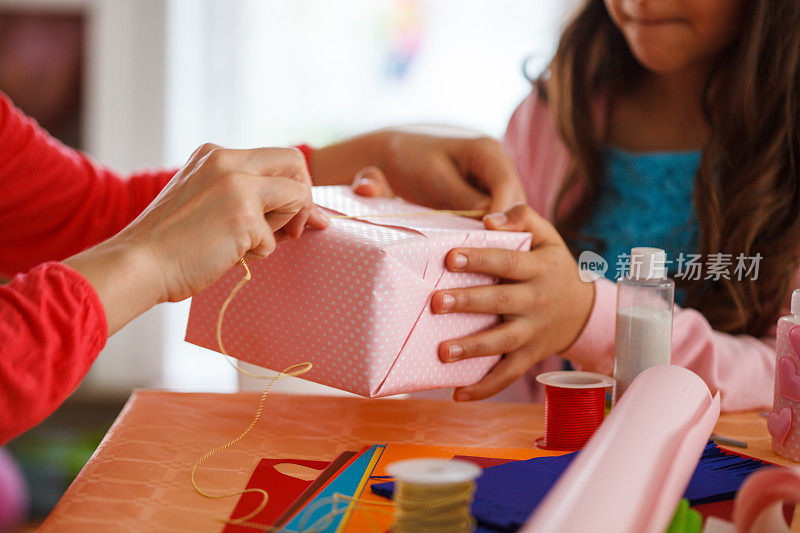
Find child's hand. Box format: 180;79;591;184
430;205;595;401
313;130;527;213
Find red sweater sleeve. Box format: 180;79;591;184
0;91;175;277
0;262;107;445
0;92;173;443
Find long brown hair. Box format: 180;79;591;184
541;0;800;336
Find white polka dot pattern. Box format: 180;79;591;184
185;186;532;397
771;320;800;461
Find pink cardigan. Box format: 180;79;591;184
505;89;786;412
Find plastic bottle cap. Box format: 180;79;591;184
629;247;667;280
792;289;800;316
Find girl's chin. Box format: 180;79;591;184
628;46;695;75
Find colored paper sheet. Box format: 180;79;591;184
273;451;357;528
343;443;560;532
222;457;331;533
452;455;517;469
665;500;702;533
282;445;384;533
371;453;574;531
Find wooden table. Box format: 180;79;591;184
40;391;784;532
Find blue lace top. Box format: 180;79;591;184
578;146;702;288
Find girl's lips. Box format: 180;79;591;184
628;16;688;27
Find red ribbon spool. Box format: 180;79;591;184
535;371;614;451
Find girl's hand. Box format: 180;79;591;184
312;130;527;213
65;144;328;334
430;205;595;401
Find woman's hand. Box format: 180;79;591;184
65;144;328;334
312;130;526;213
430;205;595;401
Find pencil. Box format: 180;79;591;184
710;433;748;449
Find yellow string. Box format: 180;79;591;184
191;257;313;527
192;257;475;533
328;209;486;220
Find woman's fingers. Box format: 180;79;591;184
248;227;278;259
198;146;328;236
432;283;531;315
278;209;312;240
260;177;312;234
438;318;534;362
352;166;394;197
443;247;538;281
307;207;330;229
189;142;223;163
428;154;489;210
240;146;312;183
453;348;539;401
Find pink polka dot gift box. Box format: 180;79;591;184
185;186;532;397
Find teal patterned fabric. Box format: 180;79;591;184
578;145;702;285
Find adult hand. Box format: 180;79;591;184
312;130;526;213
65;144;328;334
430;205;595;401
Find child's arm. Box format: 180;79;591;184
432;205;777;412
309;129;527;213
562;278;777;411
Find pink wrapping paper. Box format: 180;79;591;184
185;186;532;397
522;365;721;533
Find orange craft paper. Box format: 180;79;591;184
42;392;549;532
41;391;783;532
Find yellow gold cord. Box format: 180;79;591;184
328;209;486;220
192;257;312;527
192;258;474;533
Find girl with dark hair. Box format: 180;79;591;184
314;0;799;410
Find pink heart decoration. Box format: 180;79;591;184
791;326;800;358
768;407;792;446
779;357;800;402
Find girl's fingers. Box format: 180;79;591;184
432;283;530;315
352;166;394;197
444;247;538;281
483;204;561;248
438;318;533;362
453;348;538;401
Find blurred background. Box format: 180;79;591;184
0;0;572;527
